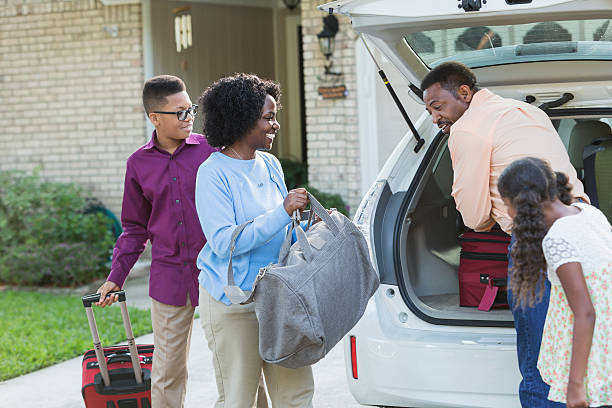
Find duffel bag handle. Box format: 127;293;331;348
293;221;315;263
277;218;315;264
278;218;300;264
278;192;340;264
307;192;340;235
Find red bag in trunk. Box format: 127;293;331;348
458;229;511;311
81;291;153;408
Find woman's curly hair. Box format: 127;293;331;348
199;73;281;148
497;157;573;309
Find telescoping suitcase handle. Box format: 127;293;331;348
82;290;143;387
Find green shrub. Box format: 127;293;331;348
278;158;350;216
300;185;350;216
0;170;115;287
279;158;308;190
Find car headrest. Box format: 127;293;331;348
567;120;612;172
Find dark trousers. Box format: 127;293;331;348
508;236;566;408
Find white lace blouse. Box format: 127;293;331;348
537;202;612;405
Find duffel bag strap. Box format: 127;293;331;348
278;218;300;264
293;218;315;263
280;195;337;264
224;220;254;305
277;204;321;265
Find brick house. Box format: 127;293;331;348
1;0;416;217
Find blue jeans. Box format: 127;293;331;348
508;236;565;407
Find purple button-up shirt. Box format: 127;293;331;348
108;131;216;306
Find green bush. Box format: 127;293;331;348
300;185;350;216
279;158;350;216
0;170;115;287
279;158;308;190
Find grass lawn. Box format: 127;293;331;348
0;290;152;381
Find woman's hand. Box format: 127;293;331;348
566;381;588;408
284;188;309;216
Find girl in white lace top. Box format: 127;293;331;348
498;157;612;408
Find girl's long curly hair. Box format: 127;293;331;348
497;157;573;309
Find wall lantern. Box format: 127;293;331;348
282;0;300;10
317;15;341;77
173;6;192;53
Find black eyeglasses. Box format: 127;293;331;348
153;104;198;121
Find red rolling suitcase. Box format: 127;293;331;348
81;291;153;408
458;228;511;311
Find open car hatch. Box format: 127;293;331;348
320;0;612;109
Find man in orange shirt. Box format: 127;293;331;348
421;61;588;407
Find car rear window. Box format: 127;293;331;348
405;19;612;68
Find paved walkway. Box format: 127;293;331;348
0;275;365;407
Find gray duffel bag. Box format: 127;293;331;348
224;193;379;368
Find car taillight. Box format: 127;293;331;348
350;335;358;379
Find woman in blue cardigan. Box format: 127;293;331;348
195;73;314;407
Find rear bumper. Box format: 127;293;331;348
344;288;521;408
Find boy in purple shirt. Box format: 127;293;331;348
96;75;216;408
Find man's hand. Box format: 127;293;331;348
95;281;121;307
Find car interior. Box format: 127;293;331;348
400;117;612;323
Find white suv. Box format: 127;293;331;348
320;1;612;407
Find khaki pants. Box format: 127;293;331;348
200;286;314;408
151;296;195;408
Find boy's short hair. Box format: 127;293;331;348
420;61;480;97
142;75;186;114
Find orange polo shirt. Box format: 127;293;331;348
449;88;589;234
